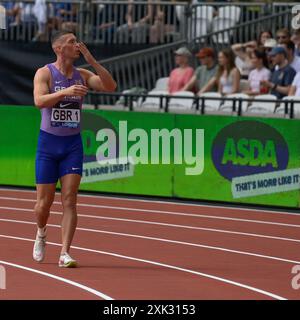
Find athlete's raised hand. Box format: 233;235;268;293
78;42;96;65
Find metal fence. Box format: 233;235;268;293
88;1;188;44
0;0;85;41
192;8;293;52
187;2;270;42
82;39;186;95
81;9;291;94
0;1;297;43
86;92;298;119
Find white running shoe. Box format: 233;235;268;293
33;232;46;262
59;253;77;268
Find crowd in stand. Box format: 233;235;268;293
167;28;300;101
2;0;183;43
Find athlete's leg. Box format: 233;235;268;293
33;183;56;262
34;183;56;228
60;174;81;255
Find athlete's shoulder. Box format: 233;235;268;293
34;65;51;81
77;67;93;77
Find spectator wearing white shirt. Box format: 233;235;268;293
244;49;271;96
280;41;300;73
289;72;300;97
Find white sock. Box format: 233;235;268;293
37;226;47;237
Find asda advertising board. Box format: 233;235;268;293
1;105;300;208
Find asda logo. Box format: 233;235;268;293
212;121;289;181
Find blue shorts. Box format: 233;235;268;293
35;130;83;184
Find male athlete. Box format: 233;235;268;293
33;30;116;267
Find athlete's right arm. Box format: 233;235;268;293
33;67;88;109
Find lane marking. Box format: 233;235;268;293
0;260;113;300
0;186;299;217
0;217;299;265
0;234;287;300
1;206;300;245
1;197;300;228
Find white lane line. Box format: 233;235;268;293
0;186;298;217
1;206;300;244
0;234;287;300
0;196;300;228
0;259;113;300
0;217;299;265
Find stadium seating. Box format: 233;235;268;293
198;92;223;112
275;96;300;118
153;77;169;91
219;93;250;113
140;90;168;110
246;94;278;114
168;91;195;112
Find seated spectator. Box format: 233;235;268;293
32;0;47;42
3;1;16;25
116;0;153;43
215;48;240;95
276;28;291;45
149;1;177;44
263;38;277;69
244;49;271;96
280;41;300;73
291;29;300;57
182;47;218;94
168;47;194;94
9;1;35;26
257;30;273;47
288;71;300;97
61;4;79;33
232;41;256;79
261;47;296;99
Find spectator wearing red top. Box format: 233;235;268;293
168;47;194;94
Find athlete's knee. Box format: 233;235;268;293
61;192;77;210
34;198;52;214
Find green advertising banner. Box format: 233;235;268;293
1;105;300;208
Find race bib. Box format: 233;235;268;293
51;101;81;128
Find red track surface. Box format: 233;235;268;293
1;187;300;300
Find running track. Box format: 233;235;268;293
1;187;300;300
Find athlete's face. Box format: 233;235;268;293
59;34;80;60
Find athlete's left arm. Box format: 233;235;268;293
78;42;117;92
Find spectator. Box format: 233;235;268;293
9;1;35;26
32;0;47;42
280;41;300;73
232;41;256;79
291;29;300;57
261;47;296;99
276;28;291;45
3;1;16;25
182;47;218;94
257;30;273;47
168;47;194;94
288;71;300;97
149;0;177;44
215;48;240;95
263;38;277;68
244;49;271;96
116;0;153;43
